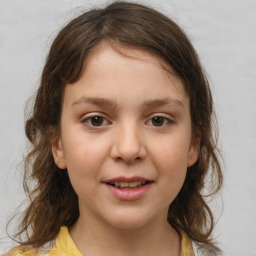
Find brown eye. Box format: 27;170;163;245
90;116;104;126
82;115;109;127
146;116;171;127
152;116;165;126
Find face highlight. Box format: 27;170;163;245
51;43;199;230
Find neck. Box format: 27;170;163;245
69;213;180;256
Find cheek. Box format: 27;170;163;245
64;146;103;199
152;136;190;170
62;135;109;186
151;136;190;194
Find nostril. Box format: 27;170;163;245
110;133;146;163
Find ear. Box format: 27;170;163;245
187;130;201;167
47;127;67;170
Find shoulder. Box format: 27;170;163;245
2;241;54;256
2;227;78;256
2;247;37;256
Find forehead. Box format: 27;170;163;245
63;42;188;110
84;41;178;80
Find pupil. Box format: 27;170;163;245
91;116;103;126
152;117;164;126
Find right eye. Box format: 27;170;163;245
81;115;110;127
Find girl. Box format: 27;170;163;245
6;1;223;255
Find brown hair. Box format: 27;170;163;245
9;1;223;253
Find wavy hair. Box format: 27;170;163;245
9;1;223;253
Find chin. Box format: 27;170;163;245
104;209;153;231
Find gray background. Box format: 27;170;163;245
0;0;255;255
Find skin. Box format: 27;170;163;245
51;42;200;256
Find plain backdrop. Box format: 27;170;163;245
0;0;255;255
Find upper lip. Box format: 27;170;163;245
103;176;154;183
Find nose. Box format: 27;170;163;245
110;123;146;164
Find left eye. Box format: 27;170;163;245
82;116;109;127
146;116;171;126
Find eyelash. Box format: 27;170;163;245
81;114;111;127
81;114;173;127
145;115;173;127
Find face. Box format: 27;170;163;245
52;43;199;231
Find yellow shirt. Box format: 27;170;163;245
6;226;194;256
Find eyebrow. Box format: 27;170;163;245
143;98;184;109
72;96;118;108
72;96;184;109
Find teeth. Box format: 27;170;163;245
120;181;128;187
129;181;141;187
114;181;120;187
110;181;148;188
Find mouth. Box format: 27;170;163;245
105;180;153;189
103;177;153;200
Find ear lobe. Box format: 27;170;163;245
47;128;67;170
187;131;201;167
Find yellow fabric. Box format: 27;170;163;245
6;226;194;256
179;229;195;256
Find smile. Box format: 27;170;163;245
107;181;150;189
103;177;154;200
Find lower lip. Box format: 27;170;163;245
104;183;153;201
